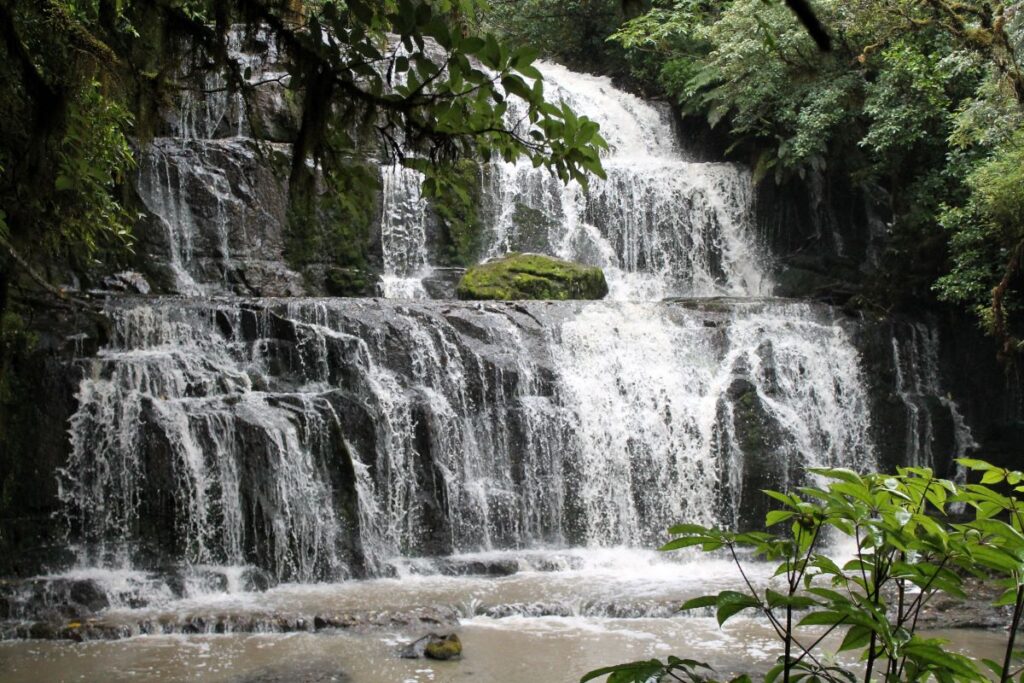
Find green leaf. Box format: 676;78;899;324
766;510;795;526
797;610;847;627
680;594;718;611
958;458;994;471
501;74;532;101
982;468;1007;485
511;45;540;69
715;591;760;625
579;660;668;683
660;536;710;551
668;523;713;535
838;624;871;651
765;589;818;609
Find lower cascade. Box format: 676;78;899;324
59;297;877;583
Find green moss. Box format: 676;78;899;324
456;253;609;301
0;311;38;516
430;160;485;267
424;634;462;661
324;266;371;296
284;159;379;290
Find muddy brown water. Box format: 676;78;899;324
0;550;1009;682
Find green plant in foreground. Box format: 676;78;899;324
583;459;1024;683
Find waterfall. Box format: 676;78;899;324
891;322;978;470
379;165;433;299
380;60;771;300
61;298;874;579
54;57;975;588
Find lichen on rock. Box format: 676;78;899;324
455;253;608;301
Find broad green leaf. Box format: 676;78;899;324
680;595;718;611
715;590;760;625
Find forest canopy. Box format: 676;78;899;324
603;0;1024;356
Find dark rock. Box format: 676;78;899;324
101;271;152;294
67;580;110;613
412;558;519;577
241;566;275;592
421;267;466;299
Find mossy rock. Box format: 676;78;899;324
456;253;608;301
424;634;462;661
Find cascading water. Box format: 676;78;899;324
379;165;433;299
381;61;771;300
60;297;875;582
891;321;978;470
2;55;981;680
58;58;968;586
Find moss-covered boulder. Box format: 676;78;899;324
456;253;608;301
425;633;462;661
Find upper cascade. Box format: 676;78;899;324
523;62;681;161
381;61;772;301
130;44;771;302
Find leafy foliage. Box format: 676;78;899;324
0;0;607;306
583;460;1024;683
483;0;632;78
610;0;1024;352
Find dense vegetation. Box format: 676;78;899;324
603;0;1024;356
586;459;1024;683
0;0;607;314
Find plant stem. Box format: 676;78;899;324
864;631;877;683
1001;584;1024;683
784;602;793;683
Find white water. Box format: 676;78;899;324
891;321;978;470
57;298;876;581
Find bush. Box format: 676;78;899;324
584;459;1024;683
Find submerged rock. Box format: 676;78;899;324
400;633;463;660
456;253;608;301
407;557;520;577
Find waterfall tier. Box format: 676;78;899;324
62;298;874;581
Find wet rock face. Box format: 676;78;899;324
0;579;110;623
50;297;891;580
135;138;307;297
721;377;790;532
